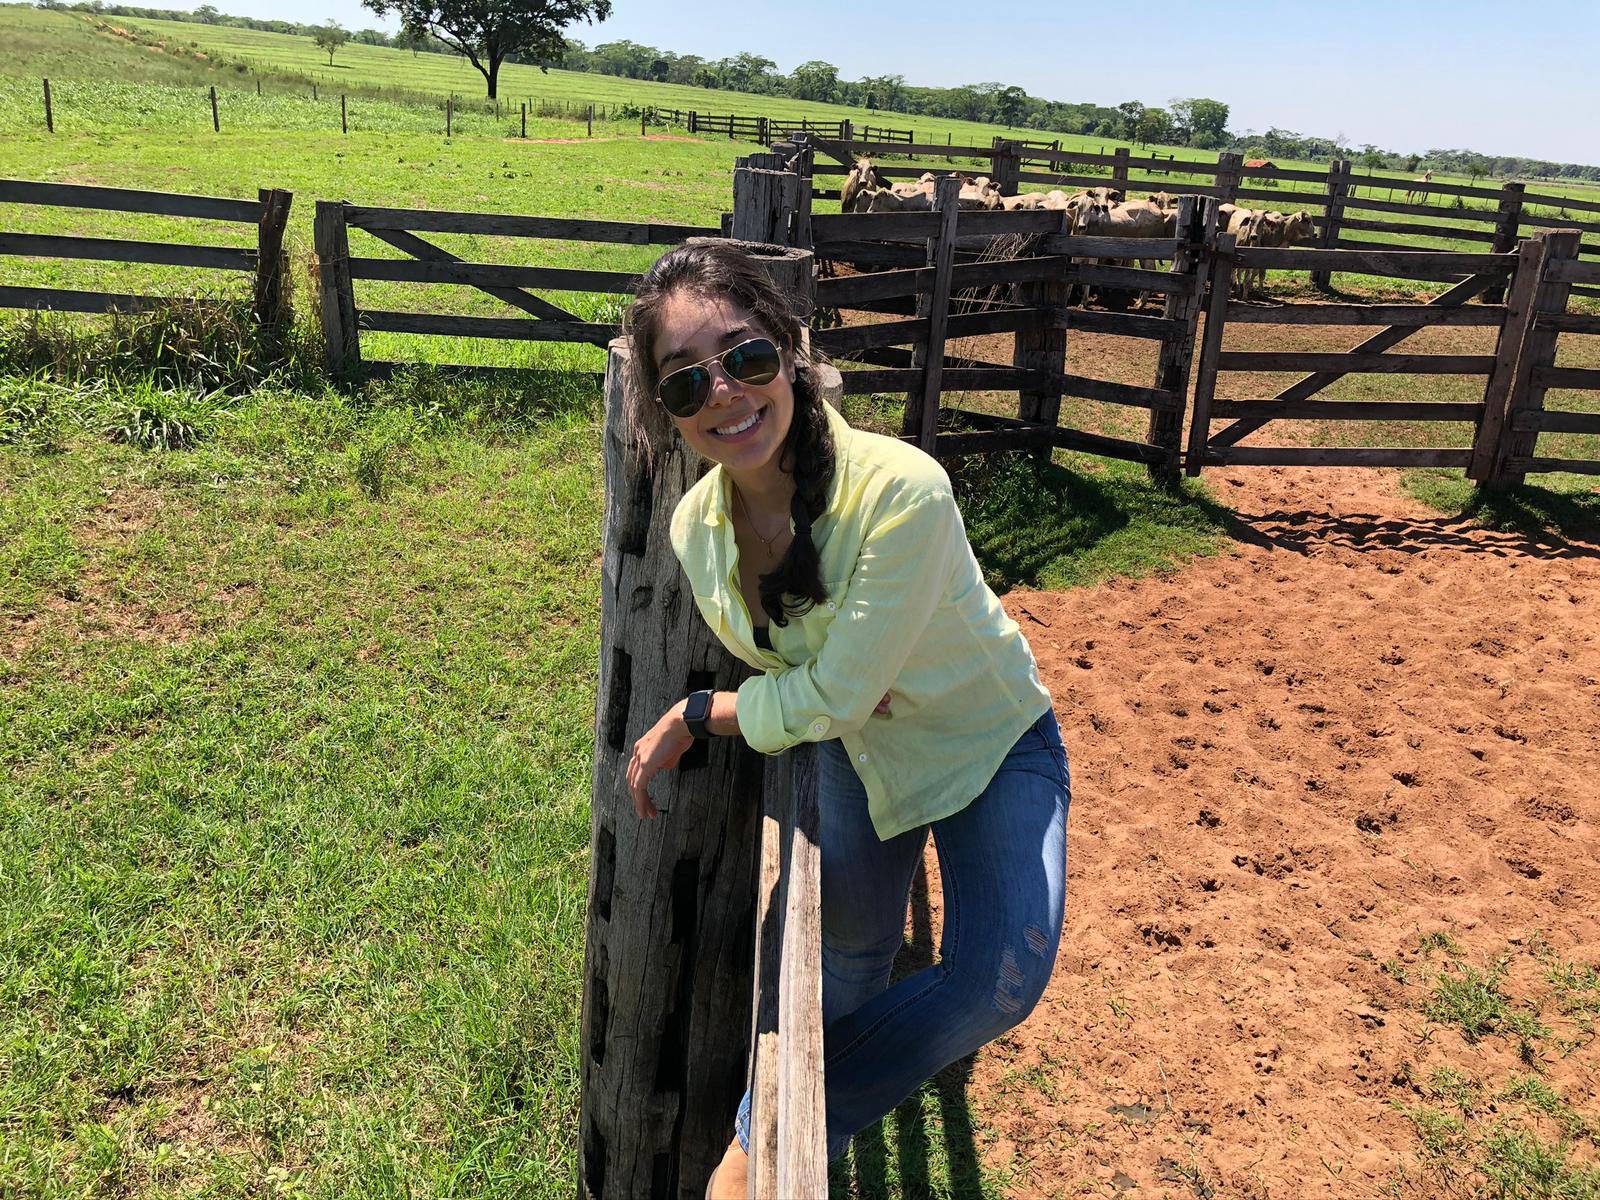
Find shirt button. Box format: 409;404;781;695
810;720;827;735
827;601;837;611
858;753;867;763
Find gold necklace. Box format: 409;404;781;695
734;486;787;557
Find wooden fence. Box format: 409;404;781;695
0;178;291;331
805;137;1600;296
312;200;720;378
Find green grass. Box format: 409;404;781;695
0;367;1232;1198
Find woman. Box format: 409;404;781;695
621;241;1070;1196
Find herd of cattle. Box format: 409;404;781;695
840;158;1317;302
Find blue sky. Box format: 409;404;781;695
138;0;1599;162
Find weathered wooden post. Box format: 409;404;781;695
1484;181;1526;304
588;104;594;137
688;109;697;135
446;95;452;137
42;78;53;133
1148;195;1215;484
1487;229;1579;486
1311;158;1352;288
1214;150;1243;207
1013;204;1070;458
1185;230;1237;477
522;101;527;138
312;200;360;379
1112;146;1131;192
340;93;347;135
991;139;1021;197
210;86;219;133
578;240;821;1200
903;176;961;451
731;154;802;246
312;81;317;101
253;188;293;337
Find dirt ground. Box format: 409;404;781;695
904;465;1599;1198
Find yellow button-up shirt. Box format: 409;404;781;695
668;399;1054;841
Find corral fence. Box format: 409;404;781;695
3;166;1596;487
807;136;1600;296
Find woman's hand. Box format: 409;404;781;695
627;703;696;820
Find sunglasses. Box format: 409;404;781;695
656;337;782;418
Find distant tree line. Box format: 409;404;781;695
34;2;1600;180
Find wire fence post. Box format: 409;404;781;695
42;78;53;133
341;93;347;135
446;95;452;138
210;86;219;133
587;104;593;137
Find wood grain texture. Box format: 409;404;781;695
1223;302;1505;326
1497;232;1581;484
344;204;718;244
1208;447;1473;467
0;177;261;222
1216;352;1497;374
1185;232;1235;476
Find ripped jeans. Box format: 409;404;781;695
736;706;1071;1162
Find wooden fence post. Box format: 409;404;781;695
903;176;960;452
579;242;819;1200
688;110;697;134
1185;231;1236;476
1483;181;1525;304
1490;230;1579;486
312;82;317;101
522;101;527;138
446;96;452;137
1214;150;1243;207
42;78;53;133
731;156;801;246
253;188;293;337
1112;146;1130;192
1311;159;1351;288
1148;195;1214;483
210;86;219;133
312;200;360;379
839;118;852;146
340;93;347;135
1014;205;1070;456
588;104;594;137
640;107;646;138
1470;234;1548;483
991;139;1020;197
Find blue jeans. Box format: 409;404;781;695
736;706;1071;1162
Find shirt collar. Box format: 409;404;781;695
701;399;851;528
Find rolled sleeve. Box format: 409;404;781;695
737;488;961;755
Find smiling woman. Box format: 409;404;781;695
618;240;1073;1194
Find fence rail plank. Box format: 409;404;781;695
1210;400;1486;421
0;284;212;314
1216;352;1497;374
0;178;262;222
836;366;1041;394
346;256;639;292
1223;302;1506;326
1059;373;1179;410
356;310;618;343
1547;260;1600;284
1235;247;1515;273
1533;366;1600;389
1066;308;1178;339
344;204;719;244
1499;456;1600;475
0;231;256;270
1511;410;1600;434
1208;447;1474;467
1536;312;1600;335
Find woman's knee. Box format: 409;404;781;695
961;920;1061;1037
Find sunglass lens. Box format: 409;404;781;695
660;364;711;417
725;339;780;386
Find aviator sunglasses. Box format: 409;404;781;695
655;337;782;418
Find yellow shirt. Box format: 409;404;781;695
668;399;1054;841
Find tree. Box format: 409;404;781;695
360;0;612;99
193;4;221;22
789;60;839;103
1170;97;1228;148
994;85;1028;128
1135;107;1174;147
313;21;348;66
1115;100;1145;141
1358;145;1387;170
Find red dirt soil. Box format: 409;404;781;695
909;465;1600;1198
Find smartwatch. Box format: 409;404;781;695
683;689;715;739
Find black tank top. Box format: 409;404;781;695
753;624;773;651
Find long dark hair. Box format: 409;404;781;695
623;241;835;627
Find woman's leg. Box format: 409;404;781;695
817;709;1071;1160
734;736;932;1154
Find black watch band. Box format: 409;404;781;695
683;689;714;739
